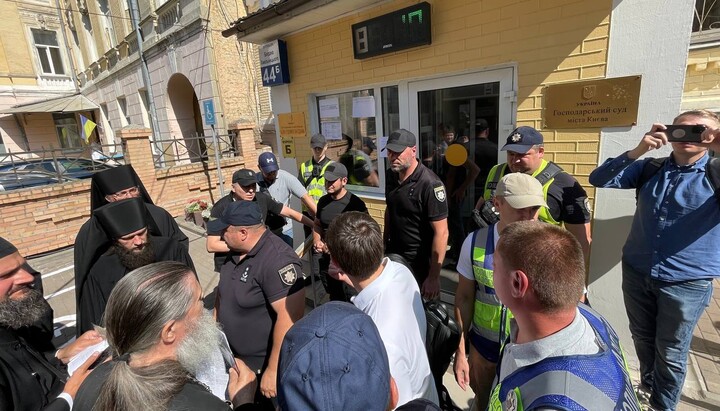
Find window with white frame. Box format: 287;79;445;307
693;0;720;42
314;86;398;194
31;29;65;75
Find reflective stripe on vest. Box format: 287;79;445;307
300;159;331;203
488;305;641;411
470;226;512;344
483;161;561;226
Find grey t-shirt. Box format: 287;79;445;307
256;169;308;232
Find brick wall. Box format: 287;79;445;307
683;47;720;111
0;126;254;256
282;0;611;219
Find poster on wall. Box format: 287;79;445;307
319;98;340;118
321;121;343;140
277;112;307;138
352;96;375;118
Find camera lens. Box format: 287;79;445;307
671;129;686;138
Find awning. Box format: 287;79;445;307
0;94;99;114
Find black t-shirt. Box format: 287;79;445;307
471;138;498;190
208;192;284;271
495;164;591;225
385;163;448;280
216;230;304;372
316;191;368;233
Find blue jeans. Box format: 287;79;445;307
622;261;713;410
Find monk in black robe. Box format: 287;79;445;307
77;198;195;334
0;236;103;410
74;165;188;335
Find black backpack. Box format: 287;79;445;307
635;156;720;204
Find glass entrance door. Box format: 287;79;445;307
408;69;515;264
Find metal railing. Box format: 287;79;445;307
0;143;124;191
151;133;238;169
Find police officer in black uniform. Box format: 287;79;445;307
209;201;305;410
385;129;449;299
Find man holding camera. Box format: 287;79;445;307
590;110;720;410
454;173;547;411
474;127;591;265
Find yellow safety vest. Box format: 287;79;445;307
470;226;512;346
483;160;561;225
300;158;332;207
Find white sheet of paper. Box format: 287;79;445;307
352;96;375;118
68;339;108;376
378;136;389;157
321;121;343;140
319;97;340;118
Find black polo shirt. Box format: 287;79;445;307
216;230;303;373
385;163;448;281
208;192;285;271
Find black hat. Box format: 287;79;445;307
90;165;153;210
232;169;257;186
93;197;149;238
324;162;347;181
206;201;263;233
501;126;544;153
383;129;416;152
0;237;18;259
476;119;489;131
310;134;327;149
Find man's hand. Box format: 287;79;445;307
62;351;100;398
454;351;470;391
56;330;103;364
313;240;326;254
422;275;441;300
260;366;277;398
700;126;720;153
228;358;257;408
628;123;668;159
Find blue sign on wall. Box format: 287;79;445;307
260;40;290;87
202;99;216;126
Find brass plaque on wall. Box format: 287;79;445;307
544;75;641;129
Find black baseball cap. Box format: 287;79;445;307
311;134;327;149
501;126;544;153
206;201;263;232
324;163;348;181
383;129;416;152
232;169;257;186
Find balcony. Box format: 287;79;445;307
37;75;75;90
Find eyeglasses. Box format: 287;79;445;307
106;186;139;201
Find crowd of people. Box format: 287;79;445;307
2;109;719;410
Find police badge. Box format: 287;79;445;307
434;186;446;202
510;132;522;142
278;264;298;286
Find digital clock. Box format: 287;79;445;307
352;2;432;60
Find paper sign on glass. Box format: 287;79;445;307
321;121;343;140
319;97;340;118
352;96;375;118
378;136;389;158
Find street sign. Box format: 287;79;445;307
260;40;290;87
202;99;216;126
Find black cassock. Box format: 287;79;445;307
0;327;70;411
77;236;195;334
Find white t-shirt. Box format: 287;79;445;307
353;259;439;408
457;225;500;281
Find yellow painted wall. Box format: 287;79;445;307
683;47;720;110
0;1;36;80
283;0;611;222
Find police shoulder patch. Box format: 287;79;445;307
278;264;298;286
434;185;446;202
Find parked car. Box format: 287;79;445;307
0;170;77;191
0;157;115;180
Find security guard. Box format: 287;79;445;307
487;221;639;411
210;201;305;409
454;173;547;411
339;134;379;186
384;129;448;299
476;126;592;265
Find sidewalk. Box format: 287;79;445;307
25;218;720;410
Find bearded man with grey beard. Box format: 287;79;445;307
0;236;104;411
77;198;195;335
73;262;258;411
